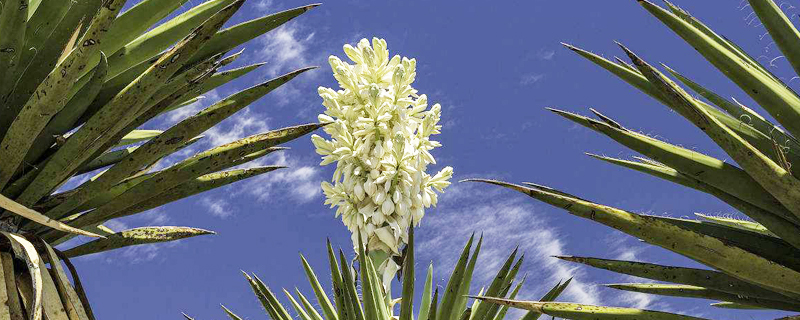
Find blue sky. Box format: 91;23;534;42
59;1;799;319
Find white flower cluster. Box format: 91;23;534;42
312;37;453;276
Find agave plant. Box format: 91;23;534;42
469;0;800;319
0;0;321;318
218;227;571;320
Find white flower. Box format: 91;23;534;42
313;37;453;284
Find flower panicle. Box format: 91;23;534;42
312;38;453;266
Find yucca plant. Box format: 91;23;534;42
217;227;571;320
469;0;800;319
0;0;320;318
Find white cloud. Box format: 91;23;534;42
254;0;274;12
417;182;602;314
258;23;314;77
520;73;545;86
203;108;271;146
538;49;556;60
237;151;321;203
255;20;320;107
201;197;232;218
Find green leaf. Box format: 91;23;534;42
327;240;349;320
301;254;338;320
556;255;798;302
283;289;313;320
184;4;319;67
637;0;800;139
437;234;475;320
113;130;163;148
100;0;190;57
471;246;518;320
0;0;124;190
709;302;765;310
0;0;29;99
103;0;238;79
607;283;800;311
467;179;800;296
295;288;324;320
746;0;800;77
81;165;282;224
549;108;800;226
20;52;109;174
492;275;525;320
472;296;710;320
585;152;800;252
417;264;434;320
65;145;285;228
339;250;364;320
17;0;246;207
399;226;415;320
44;68;316;220
62;226;214;258
164;63;266;113
243;272;284;320
520;278;572;320
221;305;244;320
41;242;90;320
1;232;43;320
619;43;800;226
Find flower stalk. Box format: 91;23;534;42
313;37;453;290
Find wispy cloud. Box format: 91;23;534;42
236;151;321;203
538;49;556;60
201;197;233;218
520;73;545;86
256;20;320;107
203;108;271;146
417;182;602;313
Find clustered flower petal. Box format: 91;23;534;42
312;37;453;269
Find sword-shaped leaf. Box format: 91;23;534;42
301;254;338;320
585;153;800;251
20;52;108;175
399;226;414;320
619;43;800;224
90;166;282;223
467;179;800;296
471;296;710;320
65;145;285;228
113;130;162;148
0;0;29;100
164;63;266;114
18;0;245;207
471;246;518;320
417;264;434;320
45;68;315;219
694;213;774;237
519;278;572;320
437;233;475;320
549;108;800;226
0;194;99;237
747;0;800;77
62;226;213;258
606;283;800;312
0;0;124;190
556;255;798;302
637;0;800;139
